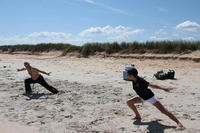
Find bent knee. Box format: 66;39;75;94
126;100;131;105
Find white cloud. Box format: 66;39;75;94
79;25;112;36
79;25;144;37
79;25;144;42
82;0;129;15
84;0;95;4
0;36;28;45
182;37;195;41
124;29;144;35
0;32;73;45
28;32;71;39
100;3;129;15
155;29;168;35
175;20;200;32
149;36;168;41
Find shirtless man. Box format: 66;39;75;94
17;62;58;94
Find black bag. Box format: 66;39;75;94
154;70;175;80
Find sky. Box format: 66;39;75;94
0;0;200;45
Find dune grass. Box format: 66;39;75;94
0;41;200;57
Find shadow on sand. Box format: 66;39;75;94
23;93;52;100
133;119;176;133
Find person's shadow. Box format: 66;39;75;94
133;119;176;133
23;93;53;100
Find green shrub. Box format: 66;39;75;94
81;45;91;57
1;47;8;52
9;47;15;53
0;41;200;56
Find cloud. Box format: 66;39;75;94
155;29;168;35
0;28;142;45
0;36;27;45
79;25;144;42
79;25;112;36
100;4;129;15
79;25;144;37
84;0;95;4
0;32;72;45
182;37;195;41
28;32;71;39
175;20;200;32
82;0;129;15
149;36;168;41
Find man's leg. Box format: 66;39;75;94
153;101;184;129
127;96;143;119
37;76;58;94
24;78;35;93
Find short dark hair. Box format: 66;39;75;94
24;62;30;67
127;68;138;77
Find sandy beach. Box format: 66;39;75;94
0;52;200;133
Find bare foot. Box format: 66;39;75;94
176;123;185;130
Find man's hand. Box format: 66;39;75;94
163;88;173;92
47;72;52;76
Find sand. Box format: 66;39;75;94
0;52;200;133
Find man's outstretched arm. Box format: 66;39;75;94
34;68;51;76
17;68;26;72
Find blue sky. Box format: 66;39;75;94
0;0;200;45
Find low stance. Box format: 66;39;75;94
17;62;58;94
126;68;184;130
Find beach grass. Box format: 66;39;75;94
0;41;200;57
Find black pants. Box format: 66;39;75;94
24;75;58;94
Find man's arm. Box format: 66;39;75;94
17;68;26;72
149;83;173;92
34;68;51;76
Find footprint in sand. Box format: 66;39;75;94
119;127;126;132
112;109;126;116
64;115;73;119
89;117;104;125
37;115;45;119
53;98;64;105
182;114;191;119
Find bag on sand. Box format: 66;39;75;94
154;70;175;80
